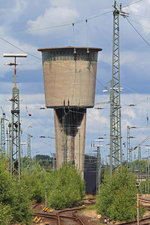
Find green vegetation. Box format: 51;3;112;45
46;163;85;209
0;159;32;225
140;179;150;194
96;167;145;222
130;159;147;173
22;163;46;203
4;152;148;224
0;204;12;225
85;204;96;210
0;157;85;224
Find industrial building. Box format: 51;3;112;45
38;47;102;176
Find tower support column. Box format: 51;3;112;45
54;107;86;175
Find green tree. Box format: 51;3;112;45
0;158;32;224
10;181;32;225
96;167;145;222
131;159;147;173
22;163;46;203
0;204;12;225
47;163;85;209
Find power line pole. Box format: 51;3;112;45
96;146;101;194
27;133;32;176
3;53;27;182
8;123;12;174
110;1;128;177
6;127;9;160
127;126;130;167
0;113;6;157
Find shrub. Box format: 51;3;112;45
47;163;85;209
22;163;46;203
96;167;145;222
0;158;32;224
0;204;12;225
10;181;32;225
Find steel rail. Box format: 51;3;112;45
118;216;150;225
74;213;86;225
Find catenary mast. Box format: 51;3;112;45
3;53;27;182
110;1;128;177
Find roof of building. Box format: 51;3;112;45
38;46;102;52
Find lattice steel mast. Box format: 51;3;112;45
3;53;27;182
110;1;128;177
0;109;6;157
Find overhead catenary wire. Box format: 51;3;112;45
0;36;41;60
25;10;113;33
126;17;150;48
3;0;149;161
6;0;143;35
0;10;112;62
128;16;150;33
122;0;145;8
0;0;145;63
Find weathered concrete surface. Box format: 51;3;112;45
43;60;97;107
54;108;86;174
38;47;101;175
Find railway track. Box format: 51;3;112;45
139;197;150;204
118;216;150;225
33;198;97;225
34;210;92;225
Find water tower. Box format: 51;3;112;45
38;47;102;175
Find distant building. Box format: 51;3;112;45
84;154;97;194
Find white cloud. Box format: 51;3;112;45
128;0;150;34
122;108;136;119
14;0;28;14
1;91;150;158
100;50;140;67
28;6;79;35
121;51;137;65
50;0;73;8
0;33;41;76
128;4;140;14
0;0;28;24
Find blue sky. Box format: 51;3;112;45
0;0;150;162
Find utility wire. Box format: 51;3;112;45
0;10;112;61
131;14;150;20
27;10;112;33
129;17;150;31
123;0;145;8
0;2;144;62
126;18;150;48
0;36;41;60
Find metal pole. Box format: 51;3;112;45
148;149;150;193
127;126;130;167
6;128;8;160
79;128;80;171
137;192;140;225
96;146;101;194
27;133;32;176
14;57;17;88
138;146;141;184
3;53;27;181
110;0;122;176
110;80;113;177
136;182;140;225
8;123;12;175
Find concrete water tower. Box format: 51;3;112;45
38;47;102;175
